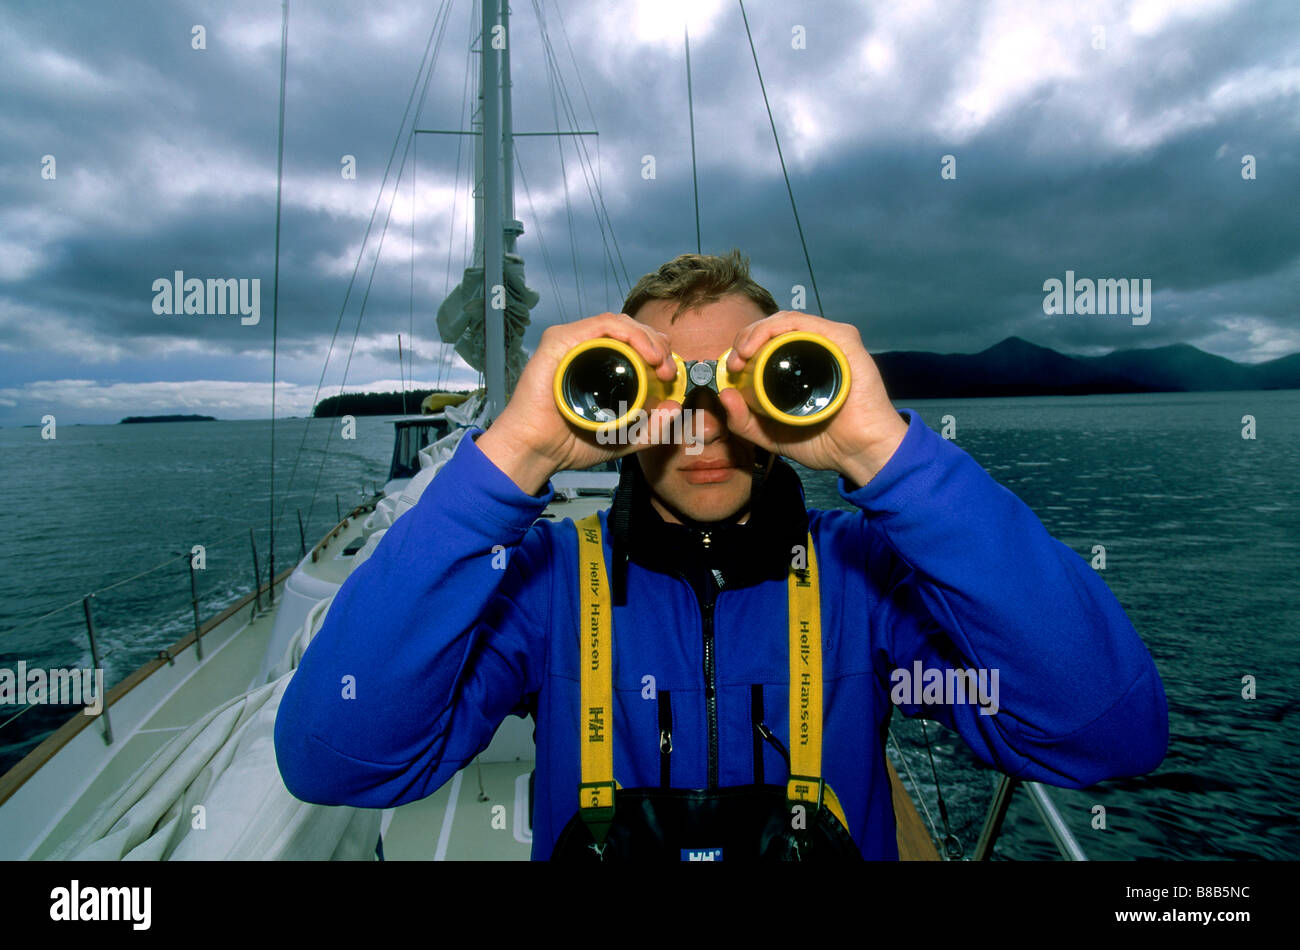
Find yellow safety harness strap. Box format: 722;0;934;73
786;533;850;833
576;513;616;847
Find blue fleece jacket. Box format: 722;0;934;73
273;409;1168;859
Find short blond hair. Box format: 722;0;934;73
622;249;779;321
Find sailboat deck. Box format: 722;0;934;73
22;599;279;859
383;762;533;860
380;758;938;860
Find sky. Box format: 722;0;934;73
1;0;1298;425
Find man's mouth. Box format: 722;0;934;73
680;459;738;484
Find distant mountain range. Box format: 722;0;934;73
873;337;1300;399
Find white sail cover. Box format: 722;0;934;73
435;253;538;394
50;596;381;861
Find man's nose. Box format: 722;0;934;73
682;388;728;445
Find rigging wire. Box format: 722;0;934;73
530;0;627;303
0;701;36;732
888;728;945;854
439;0;478;395
536;6;626;298
4;597;82;634
272;5;449;543
409;131;417;404
601;132;609;309
685;23;701;254
737;0;824;316
515;149;568;323
919;718;965;857
399;334;408;415
546;0;619;303
535;2;586;318
550;0;599;144
304;0;454;528
268;0;290;591
549;0;631;293
460;5;475;324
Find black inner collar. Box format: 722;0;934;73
617;454;809;596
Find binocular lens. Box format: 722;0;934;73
560;347;639;424
761;338;843;418
554;331;848;431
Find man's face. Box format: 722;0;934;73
633;294;767;524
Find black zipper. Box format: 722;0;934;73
699;530;720;788
702;597;718;788
658;690;673;787
663;530;721;790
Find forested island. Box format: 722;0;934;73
313;389;473;417
119;414;217;424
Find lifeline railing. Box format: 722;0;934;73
974;774;1089;861
0;496;369;750
890;731;1089;861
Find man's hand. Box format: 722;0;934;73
720;312;908;487
477;313;682;495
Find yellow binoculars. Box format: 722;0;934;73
554;330;851;432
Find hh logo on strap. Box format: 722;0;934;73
681;848;723;861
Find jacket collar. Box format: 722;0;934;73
618;454;809;591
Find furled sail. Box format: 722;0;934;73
435;253;538;397
48;595;380;861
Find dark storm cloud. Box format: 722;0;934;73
2;0;1298;424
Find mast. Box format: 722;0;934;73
502;6;523;255
482;0;507;417
471;40;484;268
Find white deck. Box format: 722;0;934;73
383;761;534;860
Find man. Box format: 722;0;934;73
274;251;1168;860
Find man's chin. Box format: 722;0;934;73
658;483;752;525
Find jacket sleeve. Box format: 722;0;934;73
842;409;1168;788
274;429;553;807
